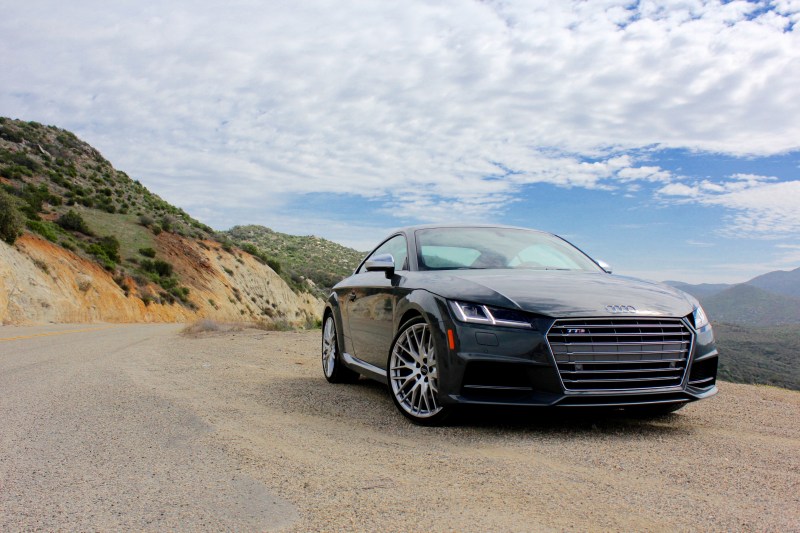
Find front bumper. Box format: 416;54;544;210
435;315;719;408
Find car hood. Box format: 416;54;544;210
413;269;695;318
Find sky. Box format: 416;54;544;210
1;0;799;284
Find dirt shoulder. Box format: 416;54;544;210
145;327;800;531
2;325;799;531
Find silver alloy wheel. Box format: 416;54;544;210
389;322;442;418
322;316;337;378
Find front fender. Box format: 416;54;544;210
325;292;350;357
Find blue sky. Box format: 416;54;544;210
1;0;799;283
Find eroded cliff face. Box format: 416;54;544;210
0;234;321;325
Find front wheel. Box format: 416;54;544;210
388;319;453;425
322;315;359;383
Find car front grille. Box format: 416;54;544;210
546;318;693;392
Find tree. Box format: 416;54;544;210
0;189;23;244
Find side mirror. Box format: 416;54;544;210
365;253;395;278
597;260;613;274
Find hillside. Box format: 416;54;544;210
701;283;800;326
662;281;730;299
747;266;800;298
666;266;800;303
0;117;320;326
714;322;800;390
225;225;365;292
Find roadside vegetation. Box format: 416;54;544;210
225;224;365;295
181;317;321;336
0;117;211;308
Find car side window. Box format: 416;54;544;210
358;235;408;274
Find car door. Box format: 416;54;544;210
344;234;409;369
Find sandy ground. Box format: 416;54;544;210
1;324;799;531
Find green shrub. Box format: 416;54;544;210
138;247;156;258
267;258;282;274
160;215;175;232
140;258;173;277
21;183;52;217
169;286;190;302
0;189;23;244
241;243;259;256
85;235;120;269
7;151;39;172
0;124;23;143
151;225;162;235
97;235;120;263
26;219;59;242
86;244;115;270
57;209;91;234
157;275;178;290
240;242;281;273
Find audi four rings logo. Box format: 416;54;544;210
606;305;636;313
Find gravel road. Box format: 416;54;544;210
1;323;798;531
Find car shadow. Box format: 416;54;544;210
258;375;695;438
451;404;693;437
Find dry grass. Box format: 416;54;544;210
181;319;243;336
252;318;296;331
183;317;320;336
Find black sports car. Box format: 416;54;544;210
321;225;718;425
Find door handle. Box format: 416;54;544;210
348;291;357;302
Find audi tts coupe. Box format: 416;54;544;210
321;225;718;425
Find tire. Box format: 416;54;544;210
388;318;453;425
321;314;359;383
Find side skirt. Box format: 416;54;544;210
341;352;389;385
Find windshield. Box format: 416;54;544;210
415;227;602;272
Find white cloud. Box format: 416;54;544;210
708;180;800;235
658;174;800;235
658;183;701;197
0;0;798;232
775;244;800;265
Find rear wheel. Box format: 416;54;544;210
321;315;359;383
388;319;452;425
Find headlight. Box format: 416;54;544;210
693;305;709;329
449;301;532;329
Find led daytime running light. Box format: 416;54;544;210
450;301;532;329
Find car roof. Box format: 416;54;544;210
392;223;553;236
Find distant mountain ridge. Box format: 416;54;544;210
665;266;800;301
747;267;800;298
701;284;800;327
662;281;731;299
664;266;800;326
665;267;800;391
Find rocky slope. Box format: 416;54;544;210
1;233;319;325
0;117;321;326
